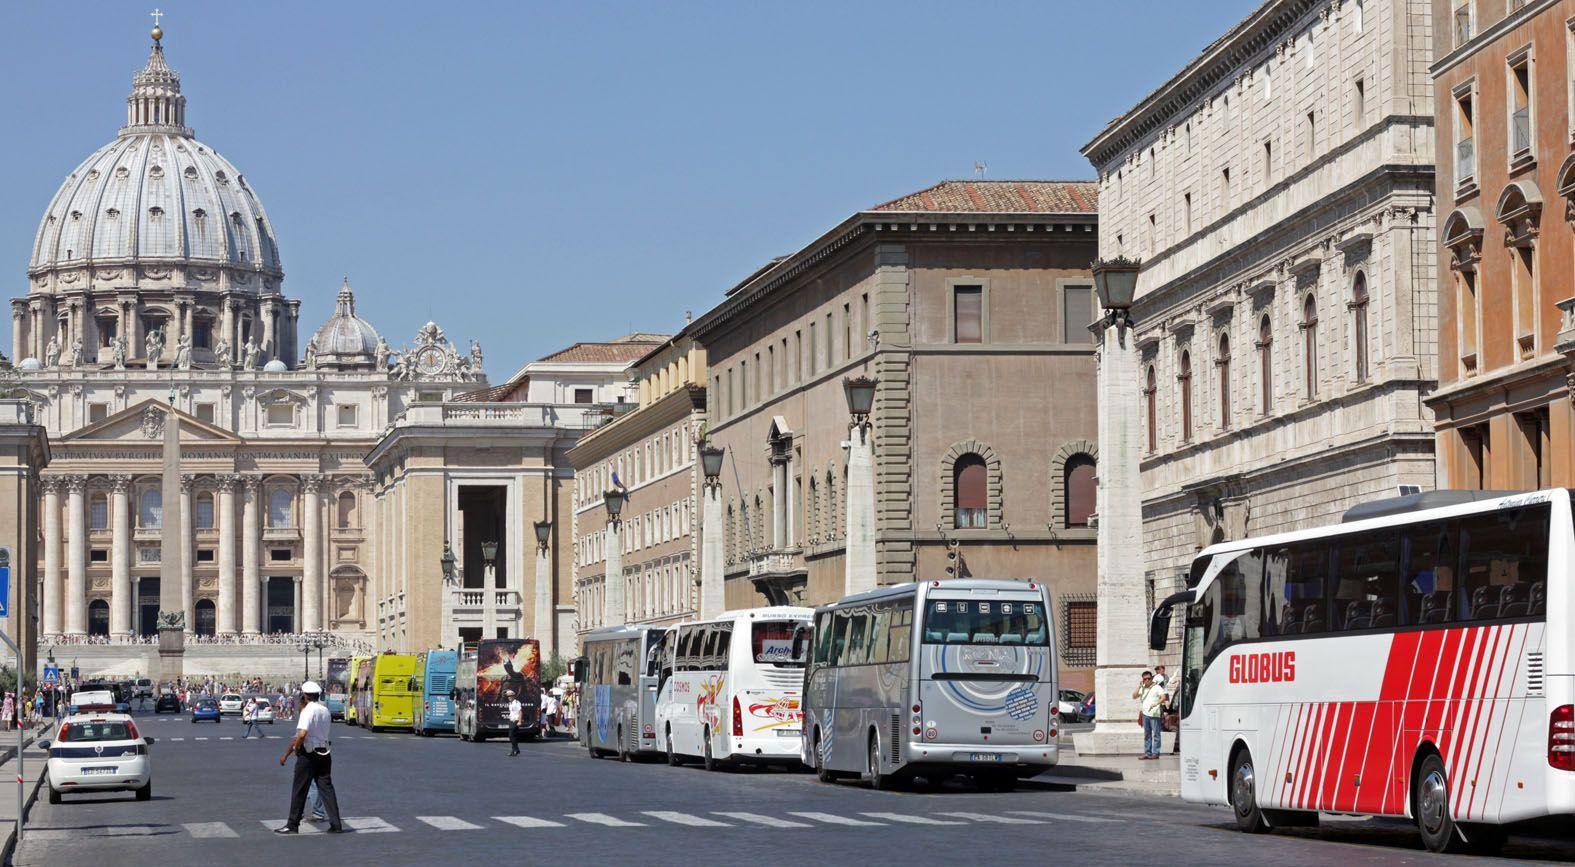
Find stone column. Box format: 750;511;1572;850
604;519;624;627
10;303;23;362
41;477;62;634
179;475;195;634
216;475;238;634
534;534;553;659
292;576;302;633
302;474;323;632
65;475;87;635
1077;316;1149;756
700;482;724;619
844;419;876;596
109;474;132;637
220;300;234;353
242;476;261;634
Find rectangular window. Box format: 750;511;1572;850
1062;284;1094;345
1509;55;1533;159
793;330;802;384
195;402;216;424
843;302;852;362
1263;139;1274;185
89;548;108;564
337;404;358;428
89;403;108;424
825;312;833;366
1515;408;1551;488
270;548;292;562
1353;78;1366;126
1455;90;1475;188
1460;424;1489;489
1458;503;1549;621
1453;2;1472;46
195;548;215;563
1147;213;1157;253
1183;191;1193;235
90;497;108;530
808;323;818;375
195;496;214;529
953;287;983;344
1060;598;1097;667
1220;167;1232;210
265;403;293;426
573;388;593;404
1305;110;1316;163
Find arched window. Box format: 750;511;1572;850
1352;273;1369;383
138;488;162;529
88;599;110;637
1063;454;1096;528
267;488;293;528
194;598;216;636
1302;294;1319;397
195;492;215;530
1217;333;1231;430
337;491;356;529
1178;351;1193;442
1258;314;1273;415
954;453;988;529
1145;365;1157;452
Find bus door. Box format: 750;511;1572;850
919;595;1053;748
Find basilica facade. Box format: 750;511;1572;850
15;29;483;647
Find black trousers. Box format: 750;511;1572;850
508;722;520;754
287;749;343;829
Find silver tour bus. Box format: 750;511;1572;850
577;624;670;760
799;578;1060;790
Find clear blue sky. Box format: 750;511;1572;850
0;1;1257;376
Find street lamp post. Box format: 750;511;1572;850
299;633;329;684
439;542;458;649
602;489;627;628
481;540;500;641
1078;256;1148;756
842;376;877;596
532;520;554;659
697;442;725;618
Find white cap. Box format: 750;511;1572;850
301;681;322;694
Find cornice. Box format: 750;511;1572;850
567;385;705;467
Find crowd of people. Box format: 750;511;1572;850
42;632;374;653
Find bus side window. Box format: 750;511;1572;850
846;610;869;665
828;611;851;666
1402;521;1456;627
869;605;891;665
717;623;735;668
888;605;912;664
699;626;718;670
813;612;833;665
1459;504;1550;622
1330;530;1400;632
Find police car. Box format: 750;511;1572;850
41;713;155;804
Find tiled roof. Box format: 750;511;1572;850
535;333;669;364
869;180;1097;214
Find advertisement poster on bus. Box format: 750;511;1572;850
325;658;350;698
475;639;541;730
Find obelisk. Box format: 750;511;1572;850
156;394;185;681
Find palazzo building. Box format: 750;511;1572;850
15;28;483;650
1082;0;1439;667
1430;0;1575;488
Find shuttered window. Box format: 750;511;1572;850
954;454;987;528
954;287;982;344
1063;284;1094;344
1064;455;1096;527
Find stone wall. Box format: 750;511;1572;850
40;643;373;681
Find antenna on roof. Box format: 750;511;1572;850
974;161;988;178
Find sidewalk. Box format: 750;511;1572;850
1033;730;1180;797
0;721;54;863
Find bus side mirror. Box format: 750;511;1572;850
1150;590;1195;652
791;625;810;663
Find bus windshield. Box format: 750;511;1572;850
922;598;1049;645
753;621;807;666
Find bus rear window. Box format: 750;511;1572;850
922;599;1048;645
752;621;806;666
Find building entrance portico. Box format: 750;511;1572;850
136;576;160;638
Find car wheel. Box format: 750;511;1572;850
1414;753;1465;853
814;729;839;783
47;785;60;805
866;732;893;790
1229;747;1270;834
702;728;718;772
135;782;151;802
666;725;682;767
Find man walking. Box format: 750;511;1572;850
242;696;259;739
506;689;522;756
274;681;344;834
1133;670;1167;760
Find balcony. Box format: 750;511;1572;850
396;402;600;430
450;588;522;615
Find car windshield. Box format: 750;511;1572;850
253;699;271;707
60;721;133;742
922;598;1050;645
73;692;114;705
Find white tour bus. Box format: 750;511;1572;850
1148;489;1569;854
654;606;812;769
799;579;1059;790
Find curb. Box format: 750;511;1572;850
2;724;55;866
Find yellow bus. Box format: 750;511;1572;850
359;652;419;731
346;656;372;726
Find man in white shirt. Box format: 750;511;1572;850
506;689;522;757
275;681;343;834
242;697;258;739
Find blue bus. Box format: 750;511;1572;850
415;649;458;736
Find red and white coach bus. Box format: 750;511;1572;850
1148;488;1569;853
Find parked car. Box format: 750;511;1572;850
218;693;244;715
1058;689;1087;721
42;713;155;804
68;690;116;715
134;678;154;699
190;699;222;723
153;693;181;714
249;698;276;724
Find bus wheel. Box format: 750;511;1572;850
665;726;682;767
703;728;719;772
867;733;897;791
1229;747;1269;834
617;726;631;762
1415;753;1465;853
813;730;839;783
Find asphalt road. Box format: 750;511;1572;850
15;710;1575;866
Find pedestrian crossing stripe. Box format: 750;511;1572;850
641;811;728;827
416;816;483;831
786;811;884;826
859;812;965;825
712;812;811;828
564;812;644;827
494;815;566;829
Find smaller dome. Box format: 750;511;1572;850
308;278;382;370
262;358;288;372
16;358;40;371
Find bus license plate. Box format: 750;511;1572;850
81;767;118;775
775;728;801;737
967;753;1004;763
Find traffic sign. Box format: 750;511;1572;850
41;665;59;685
0;546;11;617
